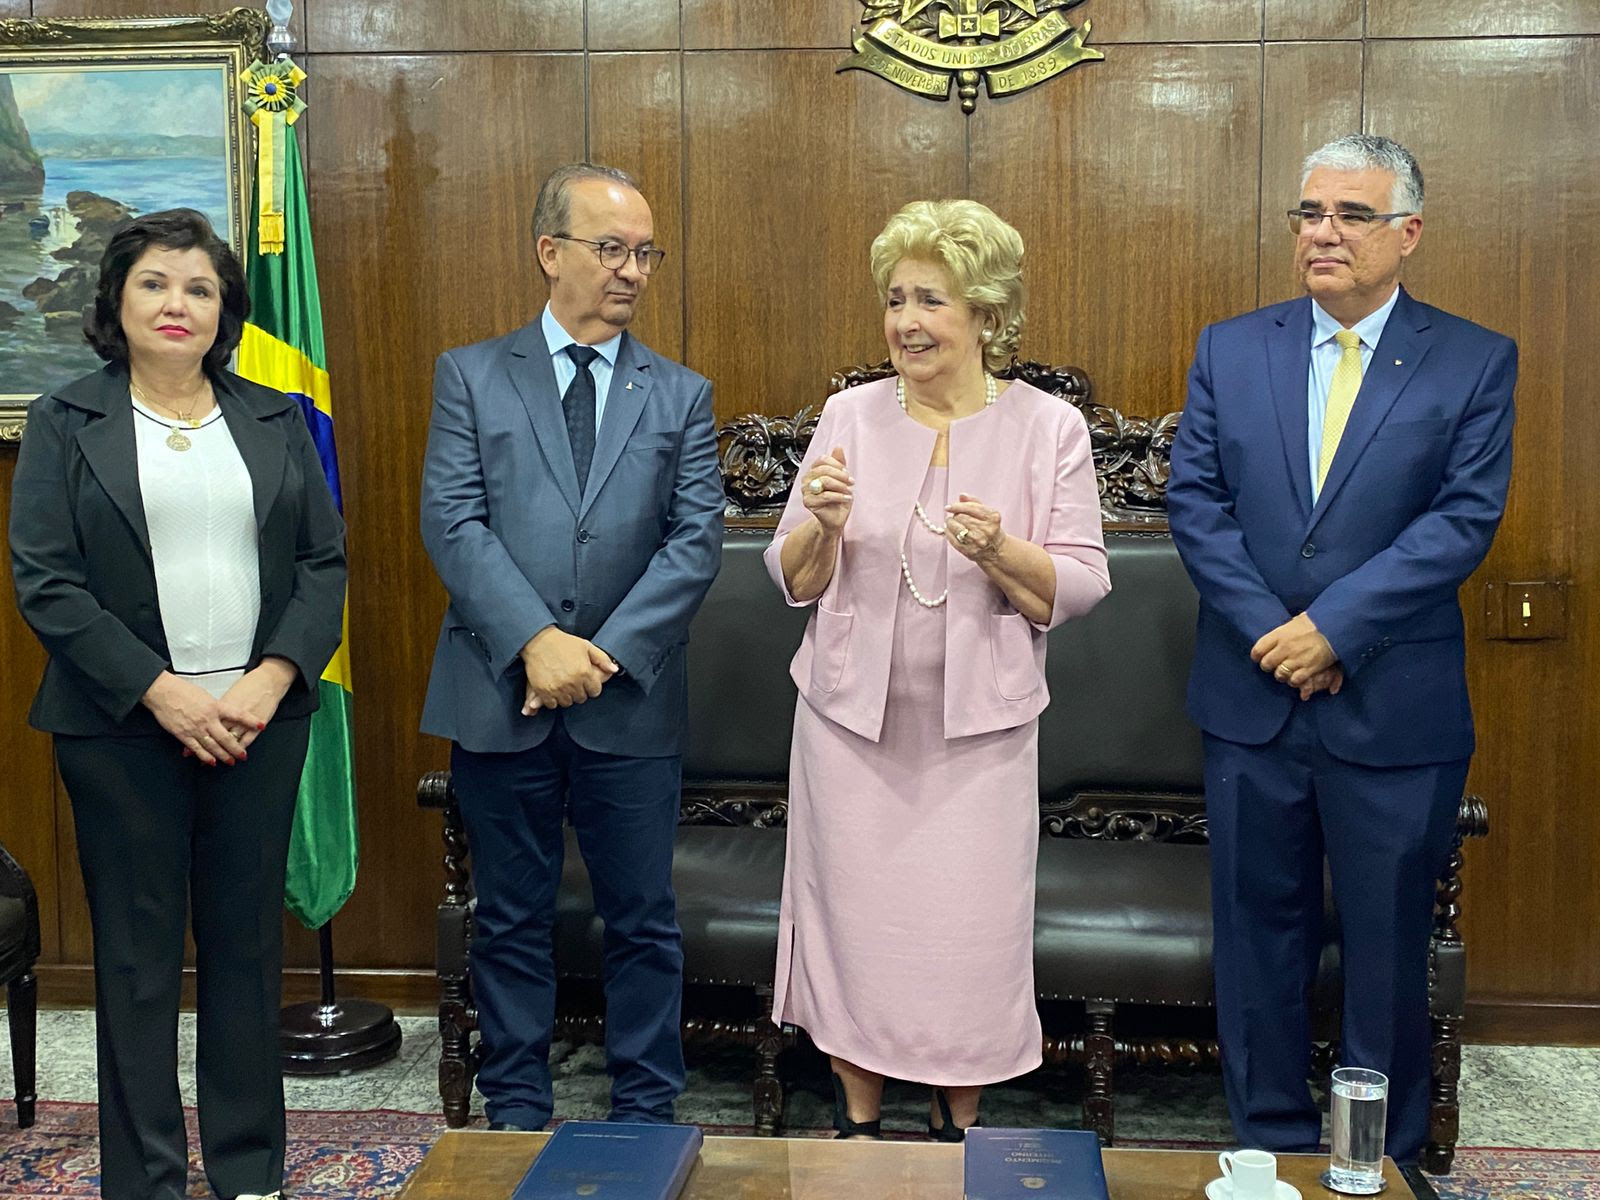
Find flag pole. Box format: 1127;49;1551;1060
280;923;402;1075
246;0;401;1076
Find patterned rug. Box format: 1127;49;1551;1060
2;1103;1597;1198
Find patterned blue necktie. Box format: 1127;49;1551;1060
563;344;599;494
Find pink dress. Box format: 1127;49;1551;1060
773;458;1045;1086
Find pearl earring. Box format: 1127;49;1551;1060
981;329;994;343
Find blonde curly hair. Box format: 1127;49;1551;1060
870;199;1025;374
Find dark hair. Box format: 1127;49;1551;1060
85;207;249;373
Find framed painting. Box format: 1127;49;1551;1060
0;9;265;440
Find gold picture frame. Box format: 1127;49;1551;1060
1;8;266;440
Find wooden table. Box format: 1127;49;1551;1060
398;1130;1412;1199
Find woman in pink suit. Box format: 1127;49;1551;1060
765;200;1111;1140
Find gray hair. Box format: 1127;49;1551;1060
1300;135;1424;225
531;163;642;275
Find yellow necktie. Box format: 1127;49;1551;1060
1316;329;1363;491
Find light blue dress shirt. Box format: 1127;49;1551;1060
1307;286;1400;502
541;303;623;432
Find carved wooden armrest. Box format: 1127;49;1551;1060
719;358;1180;525
1435;794;1487;945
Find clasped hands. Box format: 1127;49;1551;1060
140;656;298;766
801;446;1008;561
519;625;618;714
1251;612;1343;700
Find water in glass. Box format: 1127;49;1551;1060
1328;1067;1388;1194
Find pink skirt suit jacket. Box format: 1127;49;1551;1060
758;375;1111;1084
764;375;1112;739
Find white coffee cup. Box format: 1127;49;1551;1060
1218;1148;1277;1199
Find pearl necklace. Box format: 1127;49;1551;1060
896;373;997;608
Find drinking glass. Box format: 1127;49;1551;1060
1326;1067;1389;1194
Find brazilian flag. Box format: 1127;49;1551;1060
237;61;358;930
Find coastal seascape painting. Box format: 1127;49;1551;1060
0;10;263;435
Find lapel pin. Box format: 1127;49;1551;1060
625;381;634;390
1394;359;1403;366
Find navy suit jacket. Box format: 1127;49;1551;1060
1166;287;1515;767
419;320;724;757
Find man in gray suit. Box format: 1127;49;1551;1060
420;163;723;1130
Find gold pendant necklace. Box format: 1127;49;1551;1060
131;377;207;453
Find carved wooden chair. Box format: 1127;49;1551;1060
0;839;40;1128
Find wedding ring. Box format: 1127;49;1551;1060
808;477;824;495
1276;665;1291;680
956;528;970;544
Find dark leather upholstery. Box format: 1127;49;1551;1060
681;528;1208;793
681;532;808;783
1041;530;1204;796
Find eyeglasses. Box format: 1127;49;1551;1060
1287;208;1415;238
551;234;666;275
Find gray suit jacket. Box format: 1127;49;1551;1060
9;363;348;736
419;320;724;756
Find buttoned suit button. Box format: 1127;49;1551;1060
577;530;590;543
561;599;575;612
1300;543;1316;558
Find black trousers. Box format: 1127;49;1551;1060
55;716;309;1200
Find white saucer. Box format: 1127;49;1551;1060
1205;1179;1302;1200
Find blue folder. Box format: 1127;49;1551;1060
510;1120;702;1200
963;1128;1111;1200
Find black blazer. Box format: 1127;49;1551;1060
9;362;347;736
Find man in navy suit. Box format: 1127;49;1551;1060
420;163;723;1130
1167;135;1515;1163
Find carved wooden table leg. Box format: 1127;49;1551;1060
1084;1000;1116;1145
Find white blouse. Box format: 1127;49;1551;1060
133;396;262;699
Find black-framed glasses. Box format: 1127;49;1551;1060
551;234;666;275
1287;208;1415;238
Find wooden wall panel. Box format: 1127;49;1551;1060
0;461;59;959
589;53;684;362
306;0;581;54
1258;41;1363;307
971;44;1261;419
1365;37;1600;1001
0;0;29;16
590;0;680;51
1077;0;1261;43
293;52;586;968
683;51;967;420
682;2;847;50
1368;0;1600;38
1265;0;1362;41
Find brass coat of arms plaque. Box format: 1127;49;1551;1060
838;0;1102;112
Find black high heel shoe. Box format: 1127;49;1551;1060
831;1072;883;1140
928;1088;975;1142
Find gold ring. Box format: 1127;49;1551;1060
808;477;824;495
1276;665;1291;680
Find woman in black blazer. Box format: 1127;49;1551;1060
8;209;345;1200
